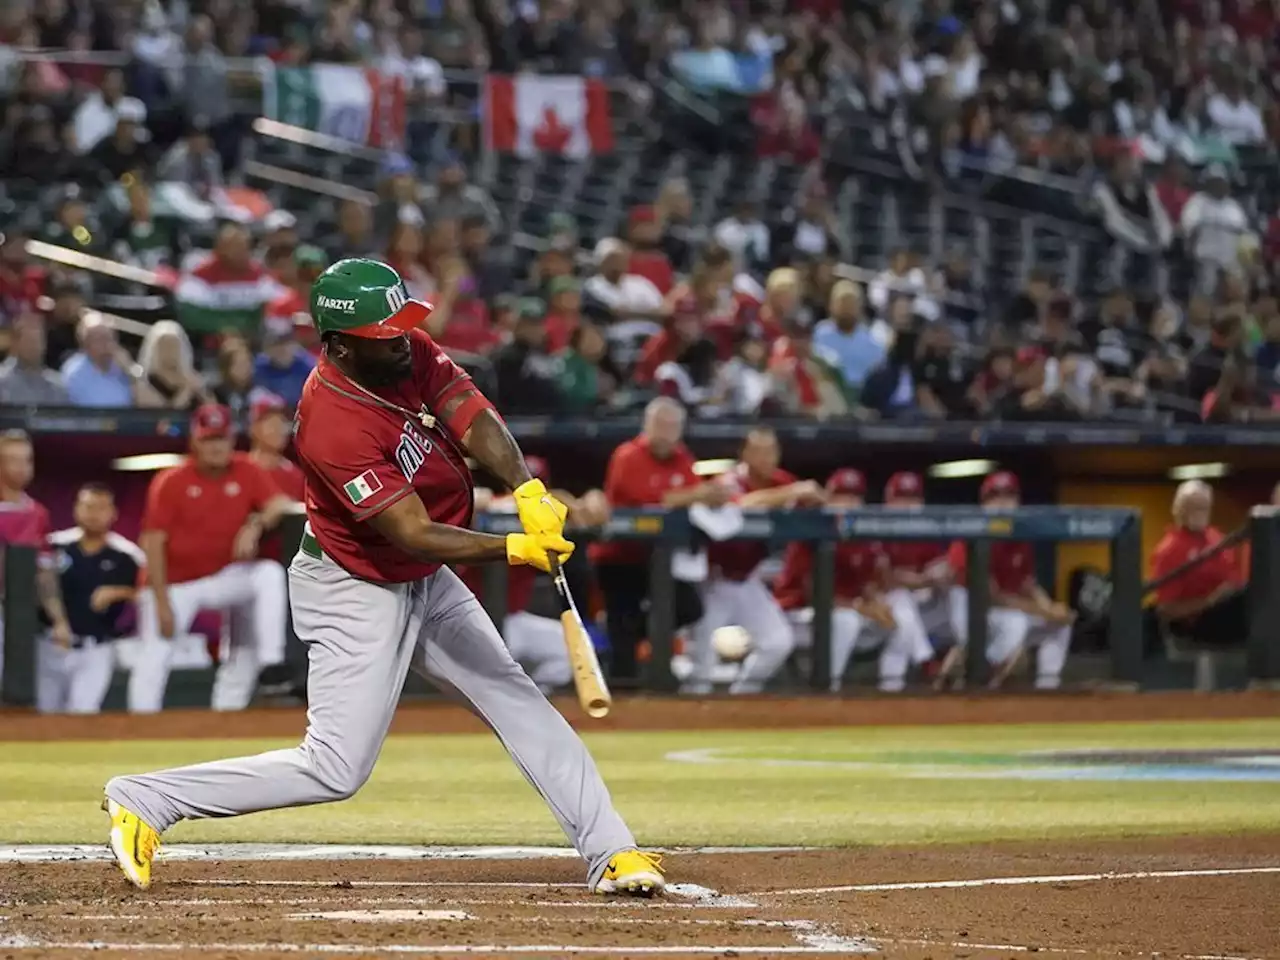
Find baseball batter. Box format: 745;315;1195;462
938;471;1075;689
104;259;665;898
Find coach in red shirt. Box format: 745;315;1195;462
1150;480;1247;644
590;397;728;684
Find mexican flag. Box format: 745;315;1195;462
175;257;287;335
263;64;406;149
343;470;383;505
484;75;613;158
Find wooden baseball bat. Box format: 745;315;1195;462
547;556;611;718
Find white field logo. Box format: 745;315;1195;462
343;470;384;505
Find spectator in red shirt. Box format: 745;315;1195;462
265;246;327;355
590;397;728;684
937;471;1075;690
1150;480;1248;646
544;276;582;354
626;206;674;295
1154;156;1193;226
0;230;46;346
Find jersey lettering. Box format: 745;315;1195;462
394;424;433;481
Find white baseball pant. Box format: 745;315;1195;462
948;586;1072;688
36;635;115;714
696;577;794;694
831;589;934;692
504;611;572;693
129;560;287;713
105;550;637;889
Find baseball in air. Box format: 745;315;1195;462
711;625;752;662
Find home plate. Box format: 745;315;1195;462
288;909;471;922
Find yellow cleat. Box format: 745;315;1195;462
103;797;161;890
593;850;665;897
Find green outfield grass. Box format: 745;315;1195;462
5;719;1280;846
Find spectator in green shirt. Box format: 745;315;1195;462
558;322;616;413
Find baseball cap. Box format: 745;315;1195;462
295;244;327;268
263;210;298;233
981;470;1020;501
250;393;288;423
115;97;147;124
885;471;924;500
517;297;547;321
629;205;657;224
826;467;866;496
311;258;433;340
191;403;233;440
547;275;580;297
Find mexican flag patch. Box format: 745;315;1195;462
343;470;383;505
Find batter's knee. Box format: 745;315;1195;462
301;740;374;802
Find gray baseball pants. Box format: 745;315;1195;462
105;549;637;886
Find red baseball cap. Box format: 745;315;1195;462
1016;345;1046;366
629;205;657;224
190;403;233;440
981;470;1020;501
525;454;550;483
250;392;288;423
826;467;866;496
885;471;924;500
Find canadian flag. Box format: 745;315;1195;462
484;75;614;158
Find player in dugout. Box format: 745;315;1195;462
129;403;293;713
936;471;1075;690
692;427;827;693
1150;479;1248;645
775;468;931;691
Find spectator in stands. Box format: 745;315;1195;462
265;246;326;355
8;105;75;186
591;397;725;685
419;152;501;231
87;97;150;183
383;222;433;301
212;336;260;416
175;224;281;338
1092;152;1172;291
626;207;674;296
582;238;665;329
1189;309;1246;402
1079;286;1147;413
165;16;233;159
1151;480;1248;646
459;213;512;304
136;321;208;411
1205;73;1267;146
260;211;299;259
0;230;44;337
713;201;771;278
374;153;426;242
43;279;87;370
758;267;808;342
868;248;927;317
768;319;849;419
1181;165;1256;297
254;328;316;408
1154;156;1193;226
913;321;975;418
710;333;771;417
775;184;841;263
322;199;376;262
70;67;129;154
156;116;224;197
557;322;615;413
1201;351;1280;423
109;180;185;273
0;313;68;406
655;177;703;274
60;314;137;408
813;280;885;395
492;299;562;414
644;309;722;407
544;276;583;353
42;187;104;256
862;297;923;418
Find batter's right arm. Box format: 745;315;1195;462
368;495;570;571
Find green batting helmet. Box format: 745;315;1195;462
310;258;433;340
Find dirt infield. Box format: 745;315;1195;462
3;690;1280;741
3;835;1279;959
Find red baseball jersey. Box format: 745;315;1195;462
708;464;796;581
589;435;698;567
947;540;1036;595
1150;525;1241;606
774;540;885;609
0;495;52;599
142;454;279;584
295;328;483;583
263;458;306;502
881;540;948;574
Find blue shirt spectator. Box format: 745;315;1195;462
253;334;316;407
670;46;743;93
813;281;886;392
60;317;135;408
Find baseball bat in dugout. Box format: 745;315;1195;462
548;555;612;718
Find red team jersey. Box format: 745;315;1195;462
264;458;306;502
774;540;885;609
880;540;948;574
295;329;483;583
589;436;698;567
142;454;279;584
707;464;796;581
1150;525;1241;606
0;494;51;549
946;540;1036;595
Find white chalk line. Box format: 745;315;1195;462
4;897;743;911
890;939;1260;960
750;864;1280;896
0;940;876;955
5;914;813;930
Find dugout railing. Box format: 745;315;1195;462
5;505;1280;706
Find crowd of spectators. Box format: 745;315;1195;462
0;0;1277;426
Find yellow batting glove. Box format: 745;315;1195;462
506;532;575;573
513;478;569;538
